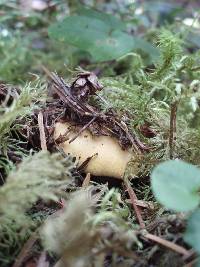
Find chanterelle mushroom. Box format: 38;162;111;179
54;122;133;179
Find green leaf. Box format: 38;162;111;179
90;30;136;62
76;7;126;31
186;32;200;49
48;15;130;61
133;37;159;62
48;10;158;62
151;160;200;212
184;209;200;253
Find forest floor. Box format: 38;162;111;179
0;1;200;267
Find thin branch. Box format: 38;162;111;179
169;101;177;159
82;173;91;187
191;66;200;72
69;117;96;144
125;180;145;229
182;249;196;261
12;230;39;267
144;232;191;257
126;199;154;210
38;111;47;151
184;258;198;267
36;252;49;267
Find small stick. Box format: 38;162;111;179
126;199;154;210
36;252;49;267
41;65;56;81
13;209;66;267
82;173;91;187
144;232;191;257
78;153;98;172
12;230;39;267
38;111;47;150
125;180;145;229
169;101;177;159
69;117;96;144
53;260;62;267
55;127;71;144
191;66;200;72
182;249;196;261
184;258;198;267
115;120;140;153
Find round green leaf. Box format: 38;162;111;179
48;16;108;50
76;7;126;31
184;209;200;253
48;15;133;61
151;160;200;212
90;30;135;61
48;12;158;62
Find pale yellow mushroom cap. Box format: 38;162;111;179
54;122;133;179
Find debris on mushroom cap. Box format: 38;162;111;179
54;122;133;179
50;72;144;179
50;72;135;150
71;71;103;101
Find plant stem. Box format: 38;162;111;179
169;101;177;159
125;180;145;229
144;232;191;257
38;111;47;151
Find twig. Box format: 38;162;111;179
125;180;145;229
184;258;198;267
182;249;196;261
36;252;49;267
12;210;65;267
38;111;47;150
12;230;39;267
53;260;62;267
143;232;191;257
51;72;97;116
115;120;140;152
109;245;139;261
41;65;54;79
126;199;154;210
69;117;96;143
0;172;5;184
82;173;91;187
191;66;200;72
93;243;139;261
54;125;72;144
169;101;177;159
77;153;98;172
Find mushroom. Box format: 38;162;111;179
54;122;134;179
